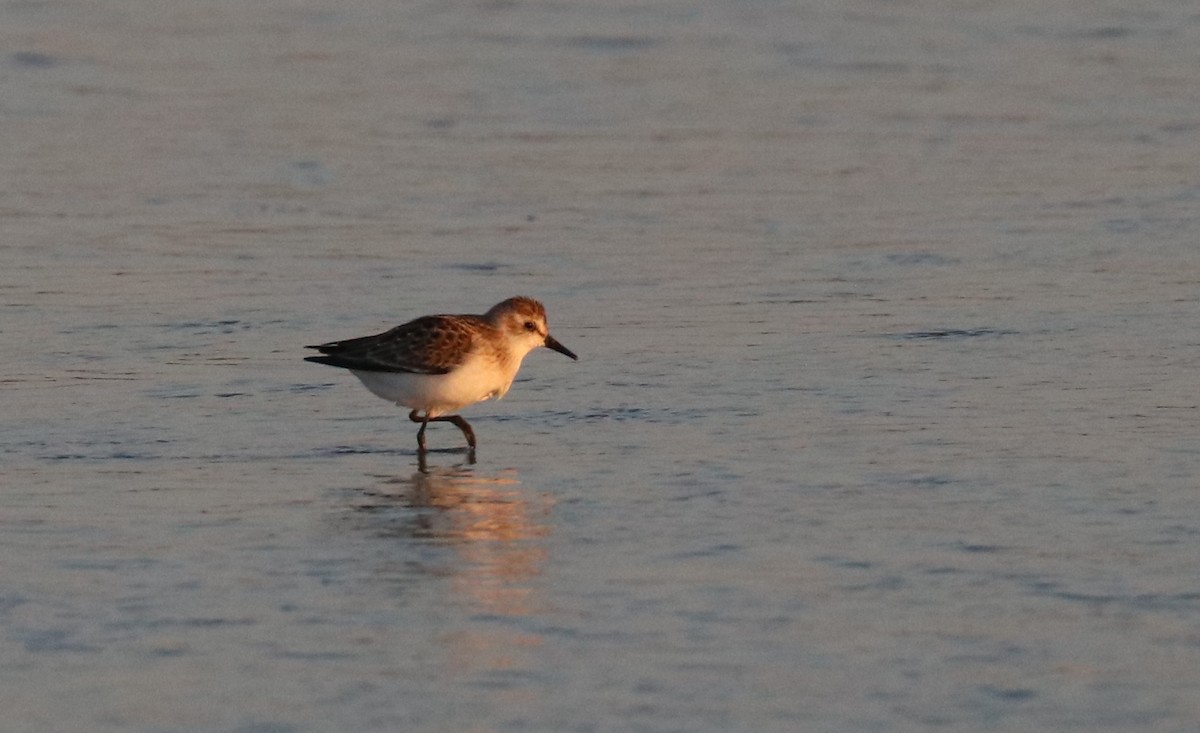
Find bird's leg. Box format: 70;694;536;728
445;415;477;450
409;410;476;451
425;414;476;450
408;409;430;453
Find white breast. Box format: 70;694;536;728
350;353;518;417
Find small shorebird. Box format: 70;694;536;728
305;296;577;453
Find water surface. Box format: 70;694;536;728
4;1;1200;731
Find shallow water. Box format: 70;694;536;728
4;1;1200;731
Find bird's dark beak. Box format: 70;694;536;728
544;334;577;360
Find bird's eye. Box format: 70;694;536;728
523;321;537;332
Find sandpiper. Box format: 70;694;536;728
305;296;576;452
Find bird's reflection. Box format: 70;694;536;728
353;457;552;619
417;447;474;474
349;458;552;677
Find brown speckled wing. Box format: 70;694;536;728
306;315;481;374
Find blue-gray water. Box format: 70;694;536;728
4;1;1200;731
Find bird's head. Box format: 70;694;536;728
487;296;578;361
